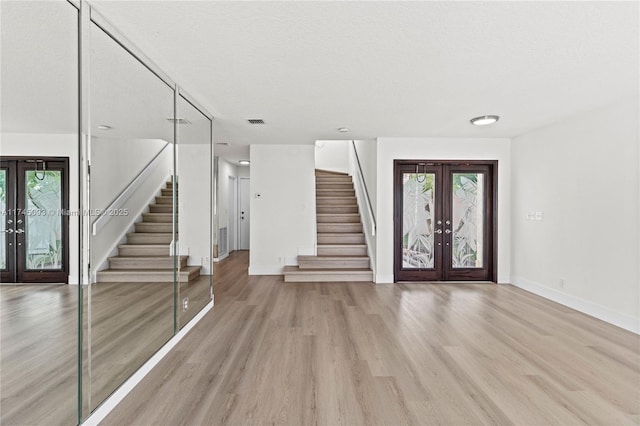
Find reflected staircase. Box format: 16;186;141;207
96;180;201;283
283;170;373;282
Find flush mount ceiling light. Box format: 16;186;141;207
470;115;500;126
97;125;112;130
239;160;250;165
338;127;350;133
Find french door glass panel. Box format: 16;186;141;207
451;173;484;269
25;170;63;270
402;172;436;269
0;170;6;270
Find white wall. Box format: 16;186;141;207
315;140;350;174
353;140;378;211
236;166;250;178
90;137;171;275
511;97;639;333
249;145;316;274
376;137;512;284
349;139;378;273
0;133;80;283
178;144;213;274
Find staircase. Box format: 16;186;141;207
283;170;373;282
96;180;201;283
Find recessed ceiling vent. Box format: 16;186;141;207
247;119;265;124
166;117;192;125
215;141;230;146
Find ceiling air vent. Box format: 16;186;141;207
247;119;265;124
215;142;230;146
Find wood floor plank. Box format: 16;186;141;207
93;251;639;425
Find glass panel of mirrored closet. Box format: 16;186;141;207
0;1;79;425
84;19;176;417
176;95;213;328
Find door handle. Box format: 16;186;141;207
434;229;442;234
15;229;24;234
444;229;452;234
5;229;13;233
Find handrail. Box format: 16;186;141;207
351;140;377;234
92;142;170;236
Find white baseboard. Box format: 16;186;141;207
284;256;298;266
511;276;639;334
81;301;213;425
248;265;284;275
213;252;229;263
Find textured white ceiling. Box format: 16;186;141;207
3;1;639;158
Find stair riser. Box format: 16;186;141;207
316;198;357;206
317;234;365;244
135;223;173;233
142;214;173;223
160;189;176;196
118;246;169;256
317;223;362;233
96;271;197;283
150;205;173;213
315;171;348;177
155;197;173;205
298;259;370;269
316;184;353;190
108;257;187;270
316;206;358;214
316;190;355;197
127;234;172;244
317;246;368;256
316;179;352;184
317;215;360;223
284;272;372;283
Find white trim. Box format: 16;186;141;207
284;256;298;266
81;301;213;426
213;252;229;263
511;276;639;335
248;266;283;276
375;273;394;284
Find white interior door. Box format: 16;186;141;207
238;177;250;250
227;176;237;252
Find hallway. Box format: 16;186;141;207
104;251;640;425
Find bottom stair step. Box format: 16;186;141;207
96;265;201;283
298;256;370;269
283;266;373;283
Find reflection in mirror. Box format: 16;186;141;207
0;1;79;425
176;95;213;328
85;21;175;417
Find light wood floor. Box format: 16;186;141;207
0;275;211;426
103;251;640;425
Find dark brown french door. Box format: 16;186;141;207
0;158;69;283
394;160;496;282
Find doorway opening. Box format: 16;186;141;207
238;177;250;250
0;157;69;283
394;160;497;282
